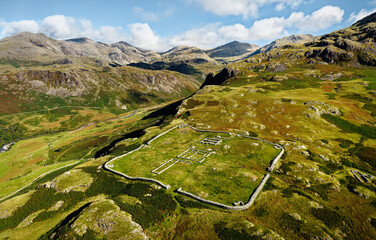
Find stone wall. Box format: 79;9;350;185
103;124;285;210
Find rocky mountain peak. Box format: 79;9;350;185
65;37;94;44
0;32;50;43
114;41;133;47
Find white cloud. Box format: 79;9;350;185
0;15;127;43
275;3;285;11
0;6;344;51
133;7;159;22
286;5;344;31
170;23;221;49
166;5;340;50
127;23;167;51
40;15;77;39
217;5;343;42
97;26;127;43
193;0;303;18
348;8;376;23
0;20;39;37
132;6;173;22
219;23;251;41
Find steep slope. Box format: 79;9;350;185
305;12;376;66
0;64;200;115
0;33;202;115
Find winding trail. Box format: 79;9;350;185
103;124;285;210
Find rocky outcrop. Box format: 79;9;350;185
17;70;82;89
304;12;376;66
200;68;237;89
305;46;354;63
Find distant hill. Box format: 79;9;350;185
249;34;315;57
206;40;259;58
161;46;214;63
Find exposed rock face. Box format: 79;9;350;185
17;70;82;88
14;70;84;97
69;200;149;239
265;63;288;72
305;46;354;63
201;68;237;88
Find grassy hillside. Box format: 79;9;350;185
0;61;200;116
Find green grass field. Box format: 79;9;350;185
112;126;280;205
0;108;152;199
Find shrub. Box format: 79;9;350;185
115;186;177;228
342;94;373;104
0;123;26;146
280;212;303;233
322;114;376;139
174;195;213;210
355;147;376;168
364;104;376;116
335;138;353;148
310;183;333;201
311;207;344;229
214;222;261;240
371;218;376;228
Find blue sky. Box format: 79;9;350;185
0;0;375;51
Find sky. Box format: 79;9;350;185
0;0;375;51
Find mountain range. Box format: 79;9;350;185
0;30;316;115
0;31;315;67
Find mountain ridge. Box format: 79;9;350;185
0;32;260;65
